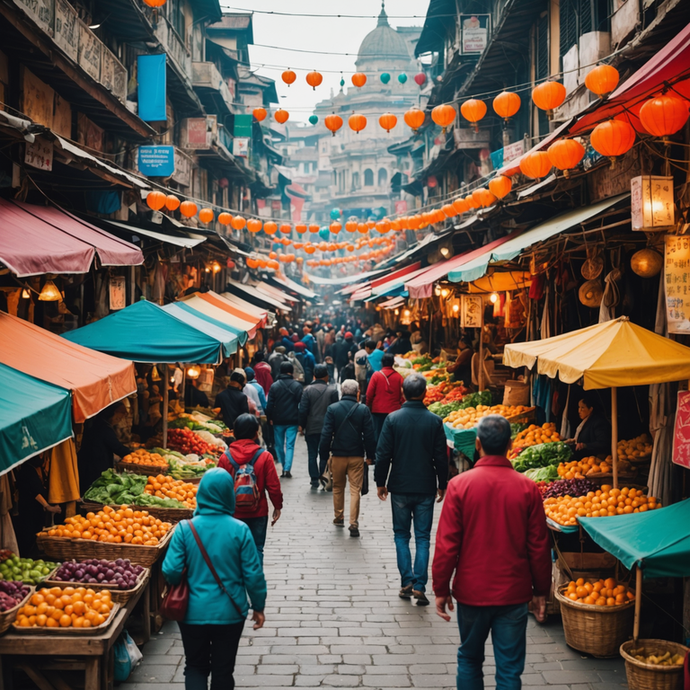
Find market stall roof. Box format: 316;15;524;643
62;300;224;364
379;295;406;310
270;275;317;301
579;498;690;578
503;316;690;389
0;363;73;474
369;262;423;298
175;291;257;340
465;271;532;293
447;195;628;284
0;312;136;423
105;220;207;249
219;291;270;324
161;304;240;356
225;279;293;311
305;267;389;287
253;281;299;305
0;198;143;277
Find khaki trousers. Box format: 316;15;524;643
330;455;364;527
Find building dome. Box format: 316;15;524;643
356;2;411;69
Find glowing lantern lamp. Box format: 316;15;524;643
349;113;367;133
325;114;343;136
379;112;397;133
630;248;663;277
585;65;619;97
306;71;323;90
179;201;197;218
460;99;487;132
488;175;512;199
589;120;636;163
532;81;566;118
38;280;62;301
547;138;585;176
253;107;267;122
639;95;690;138
631;176;675;231
431;104;456;133
281;70;296;86
165;194;180;211
274;109;289;124
404;107;425;132
519;151;552;179
493;91;521;122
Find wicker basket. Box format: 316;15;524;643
36;528;174;568
620;640;689;690
115;461;168;477
555;587;635;657
80;500;193;523
13;602;121;636
44;566;149;604
0;586;34;635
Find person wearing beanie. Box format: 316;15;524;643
244;368;266;416
252;352;273;396
215;371;249;429
294;341;315;385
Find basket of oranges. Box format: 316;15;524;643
13;585;120;635
555;577;635;657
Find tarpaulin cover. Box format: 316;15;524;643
161;304;240;356
579;498;690;578
0;363;73;474
63;300;223;364
0;199;142;277
220;292;269;324
271;275;317;301
369;262;422;298
503;316;690;389
225;280;293;311
0;312;136;423
177;292;256;340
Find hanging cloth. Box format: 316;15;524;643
560;385;572;440
540;285;551;339
48;439;81;505
0;474;19;553
598;269;621;323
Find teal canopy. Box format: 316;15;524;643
162;304;241;356
165;302;248;346
63;300;223;364
579;499;690;579
0;363;73;474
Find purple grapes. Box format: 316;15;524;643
542;478;597;500
54;558;144;590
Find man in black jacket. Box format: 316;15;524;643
299;364;339;489
375;374;448;606
265;361;303;478
214;371;249;429
268;345;288;380
320;379;376;537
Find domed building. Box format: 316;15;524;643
307;3;422;222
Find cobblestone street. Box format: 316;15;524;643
122;436;628;690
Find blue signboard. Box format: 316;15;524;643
137;54;167;122
138;146;175;177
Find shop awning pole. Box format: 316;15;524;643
162;364;169;449
633;565;642;642
611;387;618;489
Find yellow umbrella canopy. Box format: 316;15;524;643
504;316;690;390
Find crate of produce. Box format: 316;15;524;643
444;424;477;458
13;584;121;635
555;580;635;657
620;639;689;690
81;500;192;523
116;448;169;476
0;583;33;635
0;554;60;586
46;560;150;604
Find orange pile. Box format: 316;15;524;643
544;485;661;526
15;586;115;629
557;457;634;478
121;449;168;467
41;506;172;545
445;404;530;429
562;577;635;607
515;423;560;446
144;475;197;509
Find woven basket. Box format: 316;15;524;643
81;500;193;523
45;566;149;605
555;587;635;657
36;528;174;568
0;586;34;635
115;461;168;476
620;640;689;690
13;602;121;636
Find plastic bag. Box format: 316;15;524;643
114;630;143;682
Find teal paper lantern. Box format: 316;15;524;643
398;73;408;84
330;208;341;220
309;115;318;125
380;72;391;84
319;227;330;240
340;77;345;87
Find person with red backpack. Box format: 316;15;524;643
218;414;283;565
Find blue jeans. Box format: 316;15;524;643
238;516;268;566
456;603;529;690
390;493;435;593
305;434;323;484
273;424;298;471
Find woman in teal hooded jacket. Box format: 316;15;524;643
162;468;266;690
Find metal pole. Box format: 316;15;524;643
611;387;619;489
162;364;169;449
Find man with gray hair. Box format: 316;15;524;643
319;378;376;537
375;373;448;606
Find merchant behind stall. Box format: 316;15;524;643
215;371;250;429
566;392;612;460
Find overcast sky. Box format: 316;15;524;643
220;0;431;122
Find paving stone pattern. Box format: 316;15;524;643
122;436;627;690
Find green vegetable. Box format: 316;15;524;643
511;442;572;472
458;390;492;409
524;466;559;482
511;423;528;439
428;401;463;418
84;469;187;509
411;356;432;366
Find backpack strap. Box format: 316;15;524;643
222;448;240;472
248;448;264;466
225;447;263;471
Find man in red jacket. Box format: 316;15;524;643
219;414;283;565
366;353;404;442
432;414;551;690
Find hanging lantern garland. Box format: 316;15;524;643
349;113;367;133
325;113;343;136
165;194;180;211
584;65;619;97
532;81;566;118
519;151;552;179
431;104;456;133
404;107;425;132
379;112;397;133
352;72;367;88
547;138;585;177
398;73;407;84
589;120;636;164
639;95;690;138
460;99;487;132
146;190;166;211
281;70;296;86
492;91;521;122
274;109;289;124
306;71;323;90
380;72;391;84
252;107;267;122
309;115;318;125
488;175;512;199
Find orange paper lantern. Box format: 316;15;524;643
146;190;166;211
465;195;479;210
267;260;280;270
379;113;397;133
349;113;367;133
274;109;289;124
165;194;180;211
306;71;323;90
639;95;690;138
431;104;456;132
325;114;343;136
218;212;232;225
247;219;262;233
460;99;487;132
547;138;585;175
309;223;320;234
179;201;198;218
357;223;368;234
279;223;292;235
493;91;521;121
442;204;457;218
231;215;246;230
488;175;512;199
404;107;425;132
532;81;566;116
345;220;358;233
295;223;307;234
281;70;296;86
589;120;636;160
304;244;316;254
351;72;367;88
198;208;214;224
253;107;267;122
584;65;619;96
263;221;278;235
519;151;552;179
246;257;259;269
452;198;469;214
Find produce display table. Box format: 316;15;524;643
0;572;150;690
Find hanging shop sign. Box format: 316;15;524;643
182;117;217;149
461;294;483;328
25;139;53;171
109;276;126;311
172;147;192;187
664;235;690;334
460;15;490;54
138;145;175;177
54;0;79;61
631;176;675;231
672;390;690;468
233;137;250;158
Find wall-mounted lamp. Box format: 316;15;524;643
38;280;61;301
489;292;499;304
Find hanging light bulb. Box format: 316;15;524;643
434;286;442;296
212;261;222;273
21;289;30;299
38;280;61;301
441;288;450;298
187;365;201;379
452;303;460;313
489;292;499;304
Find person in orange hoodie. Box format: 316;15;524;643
219;414;283;565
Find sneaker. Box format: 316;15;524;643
280;471;287;478
284;471;292;478
310;482;319;489
333;518;344;527
399;585;413;599
349;525;360;538
413;590;430;606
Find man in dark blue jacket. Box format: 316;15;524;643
375;374;448;606
294;342;315;385
320;379;376;537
